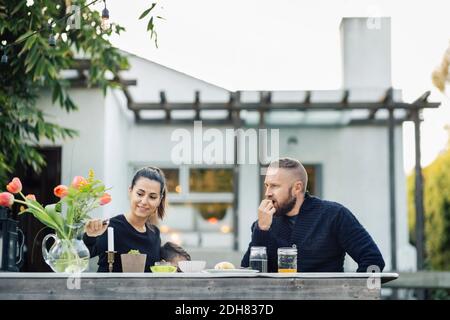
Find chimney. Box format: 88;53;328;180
340;17;392;88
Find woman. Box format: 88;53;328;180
83;166;167;272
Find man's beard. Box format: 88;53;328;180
274;191;297;216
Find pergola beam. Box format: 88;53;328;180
125;101;439;111
68;78;137;88
368;87;393;120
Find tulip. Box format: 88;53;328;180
25;194;36;201
99;193;112;206
6;177;22;194
71;176;87;189
54;185;69;198
0;192;14;207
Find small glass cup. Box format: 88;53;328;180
249;246;267;273
277;247;297;273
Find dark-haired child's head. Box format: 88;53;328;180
160;242;191;271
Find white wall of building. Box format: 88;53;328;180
103;89;135;219
37;89;106;218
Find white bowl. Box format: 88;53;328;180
178;260;206;273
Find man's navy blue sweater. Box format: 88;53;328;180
241;193;385;272
83;214;161;272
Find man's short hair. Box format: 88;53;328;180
161;242;191;262
269;157;308;193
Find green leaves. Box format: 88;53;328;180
15;31;36;45
139;3;157;20
0;0;143;182
139;3;161;48
44;203;66;235
19;199;65;238
147;16;154;31
407;146;450;270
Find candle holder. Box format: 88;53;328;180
106;251;117;273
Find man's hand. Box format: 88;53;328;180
258;199;276;231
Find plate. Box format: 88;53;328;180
202;269;260;273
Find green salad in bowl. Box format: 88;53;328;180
151;261;177;273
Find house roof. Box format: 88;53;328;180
117;48;232;92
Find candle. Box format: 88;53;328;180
108;227;114;252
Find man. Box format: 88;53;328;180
241;157;385;272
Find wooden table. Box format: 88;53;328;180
0;272;398;300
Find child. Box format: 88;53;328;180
160;242;191;271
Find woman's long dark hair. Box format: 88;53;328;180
131;166;168;226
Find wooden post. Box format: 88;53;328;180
412;108;426;300
194;91;200;120
387;92;397;272
232;92;240;251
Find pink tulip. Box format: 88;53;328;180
71;176;87;189
99;193;112;206
6;177;22;194
0;192;14;207
25;194;36;201
54;185;69;198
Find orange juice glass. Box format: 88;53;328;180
277;247;297;273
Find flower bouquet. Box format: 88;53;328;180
0;169;111;273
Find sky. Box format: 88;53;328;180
95;0;450;174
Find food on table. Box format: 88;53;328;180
214;261;235;270
127;249;141;255
150;265;177;273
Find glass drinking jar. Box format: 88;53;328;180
249;246;267;273
277;246;297;273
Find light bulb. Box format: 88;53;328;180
48;34;56;47
1;53;7;64
101;8;110;31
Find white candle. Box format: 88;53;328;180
107;227;114;252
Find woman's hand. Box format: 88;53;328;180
84;219;109;237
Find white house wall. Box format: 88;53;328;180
103;88;135;219
37;89;106;218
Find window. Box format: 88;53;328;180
131;166;180;193
189;168;233;192
137;165;236;250
162;168;180;193
304;165;320;196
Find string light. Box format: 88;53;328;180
48;24;56;47
0;0;110;63
101;0;110;31
1;48;8;64
48;34;56;47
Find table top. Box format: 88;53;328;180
0;272;399;283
